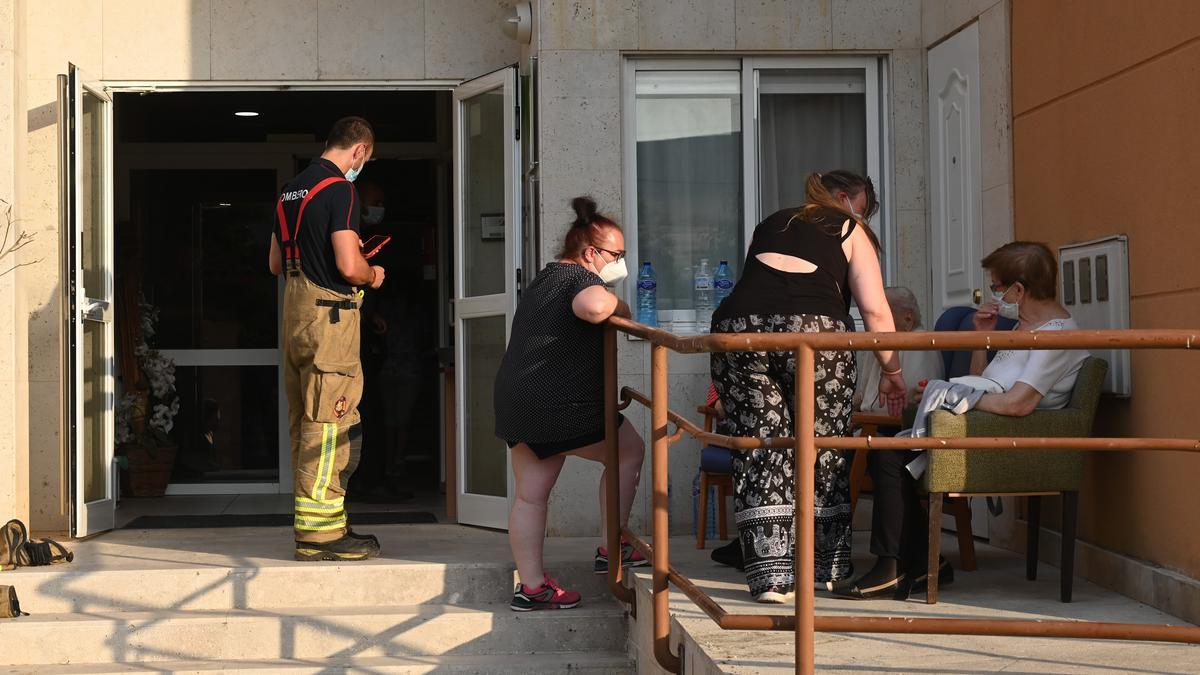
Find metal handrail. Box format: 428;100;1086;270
601;319;1200;674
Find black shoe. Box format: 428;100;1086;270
346;528;380;549
295;535;381;561
296;530;380;550
815;576;856;593
832;573;908;600
710;539;744;571
910;558;955;593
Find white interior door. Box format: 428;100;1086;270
929;23;985;313
930;26;989;539
61;64;116;536
453;66;521;529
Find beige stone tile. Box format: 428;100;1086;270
538;49;620;100
979;1;1011;191
25;0;103;79
733;0;831;50
831;0;920;50
316;0;424;79
667;350;710;375
425;0;521;80
891;48;925;213
0;0;15;53
210;0;318;80
27;380;67;531
17;79;63;386
921;0;998;47
981;182;1012;255
539;0;639;50
618;333;648;375
0;361;15;514
0;51;14;194
102;0;211;80
894;207;930;316
537;93;622;256
638;0;735;50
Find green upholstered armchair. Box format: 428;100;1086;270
921;356;1109;604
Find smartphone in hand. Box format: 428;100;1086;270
360;234;392;259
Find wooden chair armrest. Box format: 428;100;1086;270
697;404;720;434
851;413;902;428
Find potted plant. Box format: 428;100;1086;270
115;296;180;497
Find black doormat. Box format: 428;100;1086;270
125;512;437;529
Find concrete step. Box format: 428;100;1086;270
0;603;629;666
5;560;615;613
13;652;635;674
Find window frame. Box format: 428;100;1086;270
622;56;894;322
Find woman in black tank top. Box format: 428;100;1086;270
709;171;908;602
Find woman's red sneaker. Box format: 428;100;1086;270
510;573;582;611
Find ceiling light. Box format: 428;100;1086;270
234;111;259;117
218;202;232;207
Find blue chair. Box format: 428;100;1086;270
696;405;733;549
933;306;1017;378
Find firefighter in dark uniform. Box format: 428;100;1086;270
269;116;385;561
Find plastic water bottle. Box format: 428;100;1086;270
636;262;658;326
694;258;714;333
713;260;733;310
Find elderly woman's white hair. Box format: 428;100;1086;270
884;286;922;329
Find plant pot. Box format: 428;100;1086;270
127;390;150;436
119;443;177;497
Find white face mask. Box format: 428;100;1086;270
593;252;628;285
363;206;385;225
992;286;1021;320
842;196;863;221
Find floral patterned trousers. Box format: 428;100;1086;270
711;313;856;596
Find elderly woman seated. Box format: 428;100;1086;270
835;241;1088;600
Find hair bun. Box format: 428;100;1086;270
571;196;598;227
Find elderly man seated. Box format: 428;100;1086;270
853;287;943;421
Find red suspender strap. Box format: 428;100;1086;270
277;176;349;263
276;200;292;260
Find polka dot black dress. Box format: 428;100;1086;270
494;263;622;459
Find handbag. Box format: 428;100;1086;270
0;585;26;618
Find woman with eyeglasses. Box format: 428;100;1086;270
494;196;648;612
836;240;1088;600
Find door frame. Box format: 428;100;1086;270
61;64;118;537
69;80;459;513
451;66;522;530
928;22;989;540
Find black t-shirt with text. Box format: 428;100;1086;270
276;158;360;294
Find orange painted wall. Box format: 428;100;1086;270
1012;0;1200;578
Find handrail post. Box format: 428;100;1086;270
795;345;816;675
651;343;681;673
604;325;635;611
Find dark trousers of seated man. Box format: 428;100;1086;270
869;449;928;577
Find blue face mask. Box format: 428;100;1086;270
345;159;363;183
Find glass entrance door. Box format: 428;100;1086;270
61;64;116;536
131;169;284;493
453;66;521;529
